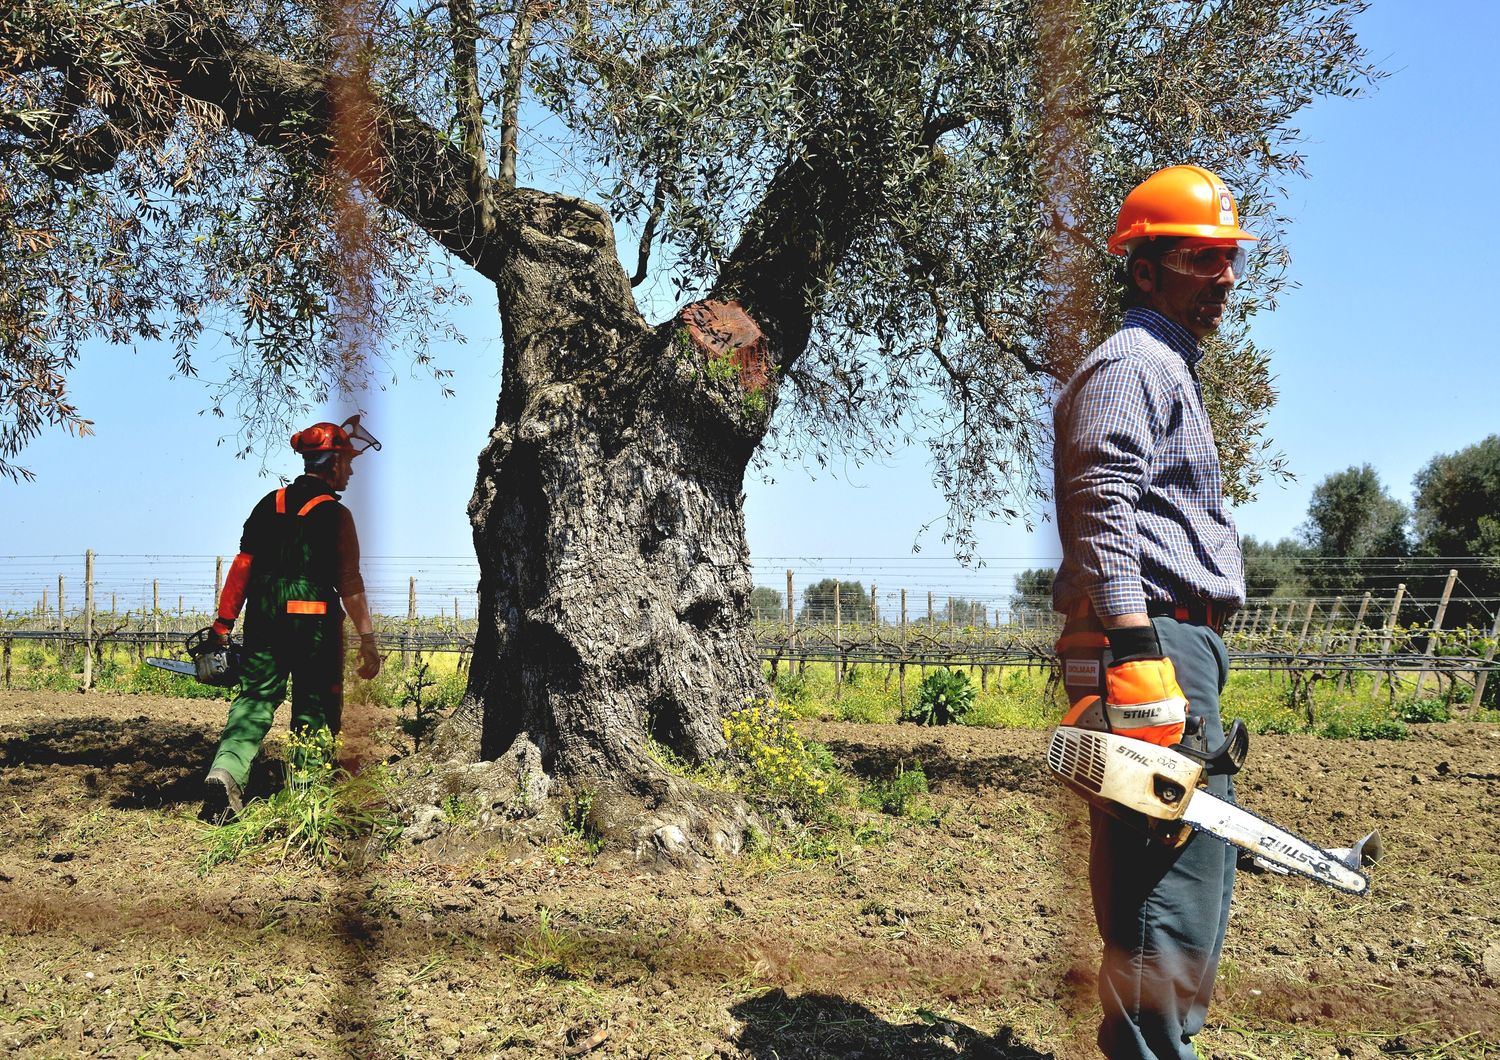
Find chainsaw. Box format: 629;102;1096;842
146;626;242;688
1047;700;1369;895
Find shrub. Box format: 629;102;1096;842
770;669;809;705
1396;696;1451;724
903;668;975;726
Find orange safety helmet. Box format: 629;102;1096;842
290;415;381;456
1108;165;1257;256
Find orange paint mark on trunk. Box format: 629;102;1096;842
683;300;770;393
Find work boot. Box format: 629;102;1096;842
200;767;244;824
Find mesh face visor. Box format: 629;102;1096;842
340;415;382;456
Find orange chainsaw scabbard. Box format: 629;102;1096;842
218;553;253;622
1060;695;1102;727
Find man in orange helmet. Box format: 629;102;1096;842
200;416;384;822
1052;165;1252;1059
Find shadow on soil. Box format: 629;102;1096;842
731;989;1054;1059
0;716;283;809
817;737;1053;797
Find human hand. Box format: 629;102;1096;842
1103;624;1187;747
207;620;231;648
357;633;382;680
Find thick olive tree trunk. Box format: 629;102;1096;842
419;193;775;859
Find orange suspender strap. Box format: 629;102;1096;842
298;494;334;516
274;488;286;514
286;600;328;615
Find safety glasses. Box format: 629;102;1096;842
1160;243;1248;278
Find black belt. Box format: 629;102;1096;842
1147;600;1228;634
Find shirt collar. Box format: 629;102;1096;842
294;473;341;497
1123;307;1202;367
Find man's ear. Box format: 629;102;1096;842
1131;257;1155;294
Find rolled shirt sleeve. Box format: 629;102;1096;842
335;506;365;599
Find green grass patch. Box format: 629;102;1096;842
763;661;1056;730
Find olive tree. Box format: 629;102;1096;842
1;0;1377;856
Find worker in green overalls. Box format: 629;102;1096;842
200;416;384;822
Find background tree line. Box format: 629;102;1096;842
1243;435;1500;626
752;434;1500;630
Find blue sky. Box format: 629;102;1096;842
3;2;1497;613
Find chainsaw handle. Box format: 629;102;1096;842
1171;718;1249;776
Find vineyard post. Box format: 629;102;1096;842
405;576;417;669
41;588;47;622
1340;591;1373;692
1319;596;1343;652
82;550;94;692
790;569;804;677
980;607;988;691
57;574;65;663
214;556;223;614
870;582;877;627
1373;583;1406;701
1413;569;1458;697
2;635;11;689
1464;608;1500;707
833;581;843;699
899;589;908;706
925;591;933;676
178;595;184;619
152;579;160;655
1295;599;1316;653
1248;607;1262;635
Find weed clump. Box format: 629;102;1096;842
200;726;398;869
859;761;940;825
1396;696;1451;724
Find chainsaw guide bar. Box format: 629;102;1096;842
1047;726;1368;895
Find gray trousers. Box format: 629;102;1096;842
1090;617;1235;1060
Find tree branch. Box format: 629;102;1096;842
710;143;865;369
447;0;493;237
127;2;509;277
630;177;666;288
497;0;537;189
972;295;1063;382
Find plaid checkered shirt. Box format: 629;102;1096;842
1051;307;1246;618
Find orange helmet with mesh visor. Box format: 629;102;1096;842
290;415;381;457
1108;165;1257;256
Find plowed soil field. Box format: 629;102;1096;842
2;689;1497;1059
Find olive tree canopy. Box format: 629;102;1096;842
2;0;1379;856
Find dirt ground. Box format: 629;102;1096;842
1;689;1497;1059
